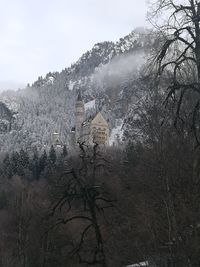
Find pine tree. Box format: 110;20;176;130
17;149;29;176
11;151;20;176
39;150;47;174
30;150;40;180
19;149;29;168
2;154;12;178
126;141;139;167
62;145;68;158
49;145;56;164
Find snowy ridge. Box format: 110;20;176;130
61;28;152;84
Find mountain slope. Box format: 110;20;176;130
0;28;156;153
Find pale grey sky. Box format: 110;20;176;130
0;0;148;90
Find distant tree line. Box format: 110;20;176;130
1;145;68;181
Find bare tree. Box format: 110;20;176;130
47;143;114;266
148;0;200;144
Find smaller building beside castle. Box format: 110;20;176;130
52;132;61;146
51;131;64;152
73;92;109;146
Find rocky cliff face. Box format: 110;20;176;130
0;28;156;152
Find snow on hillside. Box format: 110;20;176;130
0;96;19;113
115;31;139;54
127;261;148;267
0;28;155;152
47;76;55;85
109;119;124;146
85;99;96;110
68;80;76;91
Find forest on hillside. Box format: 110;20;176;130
1;0;200;266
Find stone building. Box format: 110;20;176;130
52;132;61;146
73;92;109;146
51;131;63;152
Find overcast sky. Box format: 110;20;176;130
0;0;148;90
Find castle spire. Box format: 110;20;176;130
75;90;85;143
77;90;82;101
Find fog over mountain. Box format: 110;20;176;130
0;28;155;153
93;51;146;86
0;81;25;92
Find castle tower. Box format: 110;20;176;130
75;91;85;142
90;112;109;145
52;132;60;145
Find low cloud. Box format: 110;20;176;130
93;51;146;87
0;80;25;92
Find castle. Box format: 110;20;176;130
73;92;109;146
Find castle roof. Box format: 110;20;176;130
91;112;108;127
80;112;108;129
